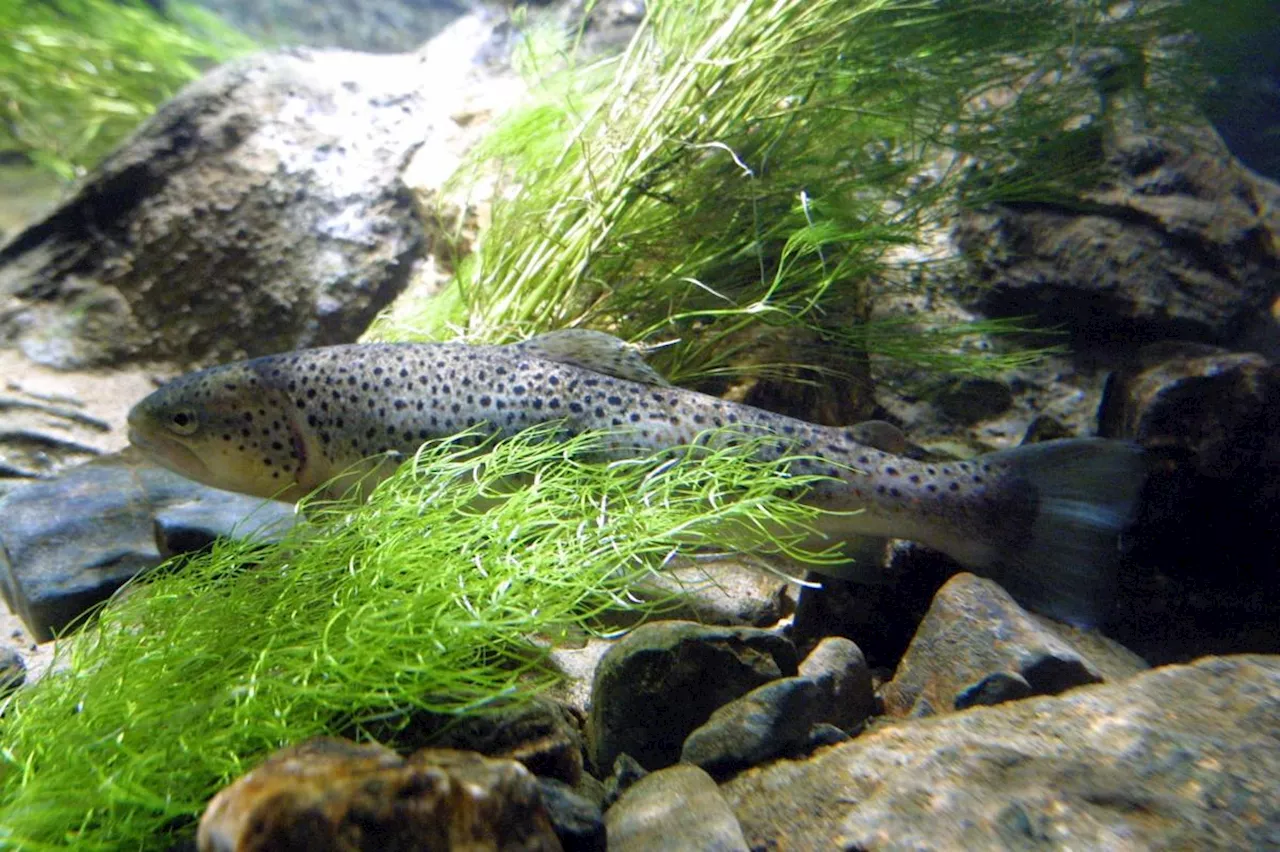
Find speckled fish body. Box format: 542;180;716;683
128;331;1145;624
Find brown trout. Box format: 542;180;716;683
127;330;1145;625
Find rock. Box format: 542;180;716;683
722;655;1280;851
681;676;824;778
791;545;957;671
198;738;563;852
681;638;877;778
0;645;25;695
360;696;587;788
605;764;749;852
536;778;606;852
797;636;877;730
197;0;465;53
1098;344;1280;663
955;129;1280;349
586;621;797;772
0;449;294;641
0;48;433;370
931;377;1014;424
600;754;647;810
610;557;795;629
881;574;1143;718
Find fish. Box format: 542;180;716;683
127;329;1146;625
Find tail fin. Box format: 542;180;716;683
985;438;1146;627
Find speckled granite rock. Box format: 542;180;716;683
881;573;1145;717
198;738;563;852
722;655;1280;851
605;764;748;852
586;621;797;772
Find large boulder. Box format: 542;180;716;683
0;46;440;369
723;655;1280;851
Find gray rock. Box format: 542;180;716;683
956;129;1280;348
881;573;1145;718
586;621;797;772
931;377;1014;424
536;778;605;852
722;655;1280;851
605;764;748;852
0;645;25;695
681;638;877;778
798;636;877;730
0;48;430;370
0;449;294;640
609;558;794;629
601;754;647;810
681;676;824;778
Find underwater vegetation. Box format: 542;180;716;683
371;0;1201;388
0;429;834;848
0;0;254;179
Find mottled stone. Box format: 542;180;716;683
931;377;1014;424
535;778;605;852
0;48;430;370
681;638;878;778
198;738;562;852
0;449;294;641
605;764;748;852
797;636;877;730
600;754;647;810
882;573;1143;717
0;645;24;695
586;621;796;772
723;655;1280;851
619;558;794;629
956;129;1280;348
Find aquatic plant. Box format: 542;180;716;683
0;0;254;179
0;428;834;848
370;0;1197;386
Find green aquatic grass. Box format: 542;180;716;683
0;0;255;179
368;0;1196;385
0;427;836;849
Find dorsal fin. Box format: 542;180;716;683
508;330;672;387
846;420;909;454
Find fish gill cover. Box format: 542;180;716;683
0;0;1201;847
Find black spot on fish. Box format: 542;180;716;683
949;482;960;492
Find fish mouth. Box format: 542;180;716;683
127;426;211;482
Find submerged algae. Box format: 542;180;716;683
0;428;831;849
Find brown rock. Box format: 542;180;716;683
723;655;1280;851
198;738;562;852
606;764;748;852
881;573;1144;718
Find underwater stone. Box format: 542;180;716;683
0;646;24;696
535;778;606;852
932;377;1015;424
681;676;825;778
600;754;647;810
681;637;876;778
605;764;749;852
956;129;1280;348
0;48;430;369
198;738;563;852
880;573;1144;718
586;620;797;773
0;449;294;641
723;655;1280;851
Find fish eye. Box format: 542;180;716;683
166;408;199;436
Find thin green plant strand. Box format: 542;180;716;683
0;426;836;849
